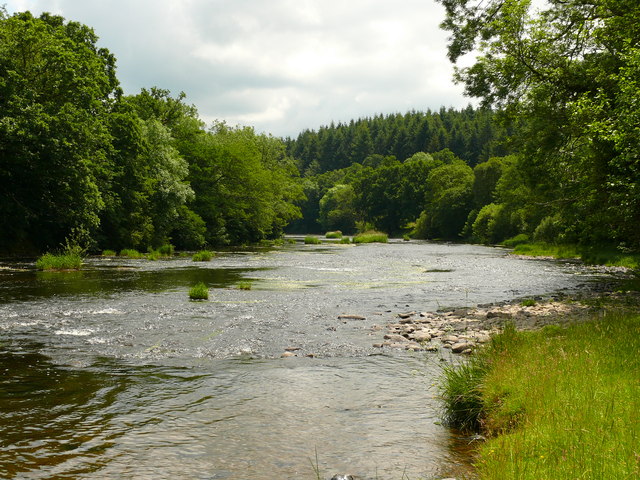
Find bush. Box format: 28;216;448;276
119;248;143;258
101;249;117;256
192;250;214;262
502;233;530;247
340;237;352;244
325;231;343;239
533;214;564;243
35;253;83;271
353;231;388;244
237;281;252;290
304;236;322;244
157;244;175;256
189;282;209;300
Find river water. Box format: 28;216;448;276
0;240;598;479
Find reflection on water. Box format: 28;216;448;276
0;242;597;478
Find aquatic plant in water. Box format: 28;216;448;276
189;282;209;300
35;253;83;271
192;250;214;261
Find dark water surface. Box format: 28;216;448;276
0;241;597;479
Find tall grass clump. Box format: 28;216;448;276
119;248;144;258
36;252;83;271
237;281;252;290
325;230;343;239
502;233;529;248
157;244;174;256
188;282;209;300
352;231;388;244
304;236;322;244
101;249;117;256
192;250;214;261
441;314;640;480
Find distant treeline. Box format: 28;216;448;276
284;107;509;175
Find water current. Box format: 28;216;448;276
0;240;600;479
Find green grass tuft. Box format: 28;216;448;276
237;281;252;290
353;231;388;244
325;230;343;239
502;234;530;247
35;253;83;271
192;250;214;262
520;298;536;307
339;237;352;244
119;248;144;258
101;249;117;256
189;282;209;300
304;236;322;244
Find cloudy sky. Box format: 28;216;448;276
4;0;473;137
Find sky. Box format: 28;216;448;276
4;0;474;137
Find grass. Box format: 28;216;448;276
353;231;388;244
502;234;530;247
189;282;209;300
512;242;640;269
439;314;640;479
35;253;83;271
340;237;352;244
192;250;214;261
304;236;322;244
237;281;252;290
101;249;117;256
325;230;343;239
520;298;536;307
119;248;144;258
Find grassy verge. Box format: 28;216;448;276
440;313;640;479
353;231;388;244
512;242;640;269
325;230;343;239
35;253;83;270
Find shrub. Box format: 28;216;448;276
304;236;322;244
192;250;214;262
146;250;161;261
101;249;117;256
189;282;209;300
237;281;252;290
502;233;530;247
325;231;343;239
157;244;175;256
353;231;388;244
340;237;352;244
119;248;143;258
36;253;82;271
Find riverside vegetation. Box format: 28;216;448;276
438;290;640;479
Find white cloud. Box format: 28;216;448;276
3;0;472;136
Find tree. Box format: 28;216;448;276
0;11;120;252
437;0;640;248
318;184;358;233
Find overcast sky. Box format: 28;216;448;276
5;0;473;137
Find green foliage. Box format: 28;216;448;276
237;281;252;290
352;231;388;244
188;282;209;300
318;184;357;234
119;248;143;258
520;298;536;307
339;237;352;244
304;236;322;245
325;231;343;239
437;0;640;252
192;250;214;262
101;250;117;256
157;244;174;256
35;253;83;271
502;234;529;248
472;203;513;245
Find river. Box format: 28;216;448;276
0;240;598;479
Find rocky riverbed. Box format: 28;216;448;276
370;289;638;355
